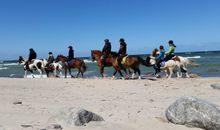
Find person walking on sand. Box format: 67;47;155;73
164;40;176;61
117;38;127;69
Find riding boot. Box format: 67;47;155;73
118;59;123;69
25;62;29;70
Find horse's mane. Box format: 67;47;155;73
110;51;118;57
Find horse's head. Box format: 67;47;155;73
146;56;156;65
110;51;118;58
91;50;101;61
55;55;67;63
18;56;25;64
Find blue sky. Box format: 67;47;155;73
0;0;220;60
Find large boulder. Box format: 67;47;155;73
166;96;220;130
48;107;104;127
211;83;220;90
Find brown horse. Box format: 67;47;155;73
55;55;87;78
91;50;149;79
91;50;124;78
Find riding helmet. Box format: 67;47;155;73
104;39;109;42
119;38;124;42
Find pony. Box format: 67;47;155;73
55;55;87;78
18;56;44;78
146;55;182;78
146;48;193;78
42;59;63;77
91;50;149;79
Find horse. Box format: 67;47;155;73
110;52;151;79
91;50;125;78
146;55;182;78
55;55;87;78
18;56;44;78
42;59;63;77
91;50;149;79
146;48;194;78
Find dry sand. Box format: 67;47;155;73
0;77;219;130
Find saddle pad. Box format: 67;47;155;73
121;56;128;65
67;60;75;65
160;61;165;67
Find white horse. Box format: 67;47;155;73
146;55;193;78
18;56;44;78
42;59;63;77
146;56;182;78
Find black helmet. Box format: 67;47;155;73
48;52;53;55
29;48;33;51
168;40;174;44
104;39;109;42
119;38;124;42
68;46;72;49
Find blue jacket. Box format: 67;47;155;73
156;50;165;61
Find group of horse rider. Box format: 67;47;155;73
25;39;176;72
101;38;127;68
152;40;177;73
25;46;75;69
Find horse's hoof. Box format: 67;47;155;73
111;76;115;80
138;76;142;80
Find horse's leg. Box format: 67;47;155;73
81;71;84;78
131;69;136;79
168;68;173;78
30;70;34;78
24;70;28;78
76;70;80;78
118;69;124;79
68;68;74;78
37;68;43;78
100;67;104;77
137;68;141;79
111;70;118;80
64;67;67;78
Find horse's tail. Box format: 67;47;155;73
186;59;200;67
81;62;87;73
137;56;149;66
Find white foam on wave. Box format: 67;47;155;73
0;67;8;70
83;59;96;63
184;56;201;59
3;63;19;66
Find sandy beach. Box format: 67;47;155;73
0;77;219;130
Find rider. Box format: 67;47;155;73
46;52;54;68
164;40;176;61
101;39;112;65
26;48;37;69
155;45;165;73
67;46;74;62
117;38;127;68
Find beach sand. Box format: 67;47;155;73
0;77;219;130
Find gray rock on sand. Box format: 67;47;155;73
211;83;220;90
166;96;220;130
48;107;104;127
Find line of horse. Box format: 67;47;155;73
18;50;195;79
